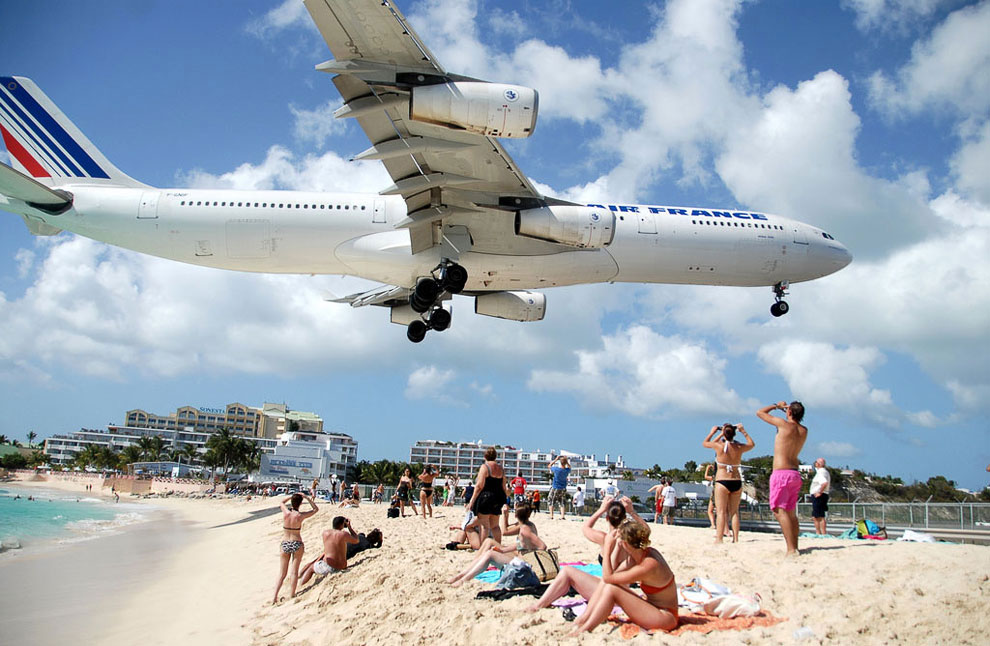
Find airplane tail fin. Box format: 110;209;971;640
0;76;144;188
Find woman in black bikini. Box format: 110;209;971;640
396;468;418;517
273;492;319;604
465;447;509;544
418;464;438;519
702;423;755;543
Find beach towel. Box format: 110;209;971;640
607;610;786;638
898;529;936;543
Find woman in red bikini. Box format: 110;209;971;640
527;520;678;634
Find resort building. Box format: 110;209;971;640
42;402;343;476
259;429;358;483
408;441;635;488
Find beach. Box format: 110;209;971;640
3;478;988;645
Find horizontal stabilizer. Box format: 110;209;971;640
21;214;61;236
0;162;71;208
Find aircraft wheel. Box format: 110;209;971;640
411;278;440;313
770;301;789;317
407;320;428;343
443;264;468;294
429;308;451;332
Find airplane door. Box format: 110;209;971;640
792;226;809;245
373;198;386;223
138;191;160;219
638;212;657;234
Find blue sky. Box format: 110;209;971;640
2;0;989;490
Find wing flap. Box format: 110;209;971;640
328;284;410;308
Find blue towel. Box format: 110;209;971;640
474;560;603;582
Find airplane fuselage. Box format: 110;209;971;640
10;184;851;292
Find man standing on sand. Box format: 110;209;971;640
810;458;831;535
298;515;361;586
757;400;808;555
547;455;571;520
510;471;528;507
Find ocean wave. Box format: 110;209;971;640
61;512;149;542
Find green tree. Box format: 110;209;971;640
0;434;8;444
1;453;28;469
26;431;37;448
119;445;144;470
622;470;636;481
206;428;236;478
683;460;698;475
27;450;47;468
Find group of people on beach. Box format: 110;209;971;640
271;398;809;633
272;492;382;604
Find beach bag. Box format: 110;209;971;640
856;519;887;539
496;558;542;589
520;548;559;581
387;506;400;518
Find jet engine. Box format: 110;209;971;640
475;291;546;322
515;205;615;249
410;82;538;138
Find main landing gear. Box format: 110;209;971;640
770;281;790;317
406;260;468;343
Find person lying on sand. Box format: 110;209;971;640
527;520;678;635
298;516;360;586
447;502;546;587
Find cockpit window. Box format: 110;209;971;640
822;232;835;240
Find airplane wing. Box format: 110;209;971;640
303;0;548;254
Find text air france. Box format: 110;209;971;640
587;204;769;221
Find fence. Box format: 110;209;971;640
677;500;990;531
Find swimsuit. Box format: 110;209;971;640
280;540;304;554
420;485;433;496
716;480;742;493
769;469;802;511
473;468;507;515
640;576;678;613
397;482;411;502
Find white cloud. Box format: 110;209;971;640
245;0;313;39
488;9;528;39
867;2;990;119
949;119;990;205
841;0;947;32
289;100;347;151
815;441;862;459
757;340;899;426
529;325;756;418
405;365;463;406
14;249;34;278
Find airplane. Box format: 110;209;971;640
0;0;851;343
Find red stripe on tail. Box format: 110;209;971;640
0;124;50;177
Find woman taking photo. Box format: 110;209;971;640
702;423;755;543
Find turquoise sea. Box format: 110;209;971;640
0;484;148;552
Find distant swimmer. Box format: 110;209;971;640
757;401;808;556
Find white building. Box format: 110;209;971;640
409;441;639;489
259;430;358;482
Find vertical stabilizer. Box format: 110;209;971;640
0;76;145;188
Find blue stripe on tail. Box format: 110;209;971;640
0;77;109;179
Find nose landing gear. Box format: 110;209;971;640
405;260;466;342
770;281;790;317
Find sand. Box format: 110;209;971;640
5;477;989;645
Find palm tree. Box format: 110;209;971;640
26;431;37;448
136;436;155;461
235;439;261;476
202;448;222;483
27;450;47;468
148;436;165;461
119;445;144;470
0;434;8;445
181;444;200;466
206;428;236;478
73;444;102;470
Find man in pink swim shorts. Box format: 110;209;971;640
757;400;808;555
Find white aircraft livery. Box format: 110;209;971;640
0;0;851;342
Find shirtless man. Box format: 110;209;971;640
299;516;360;586
757;401;807;555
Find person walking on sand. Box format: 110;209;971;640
466;447;509;545
273;492;319;604
703;463;716;529
647;479;665;523
396;468;418;517
510;471;528;506
418;464;438;519
548;455;571;520
757;400;808;556
703;423;755;543
810;458;831;535
573;486;586;516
